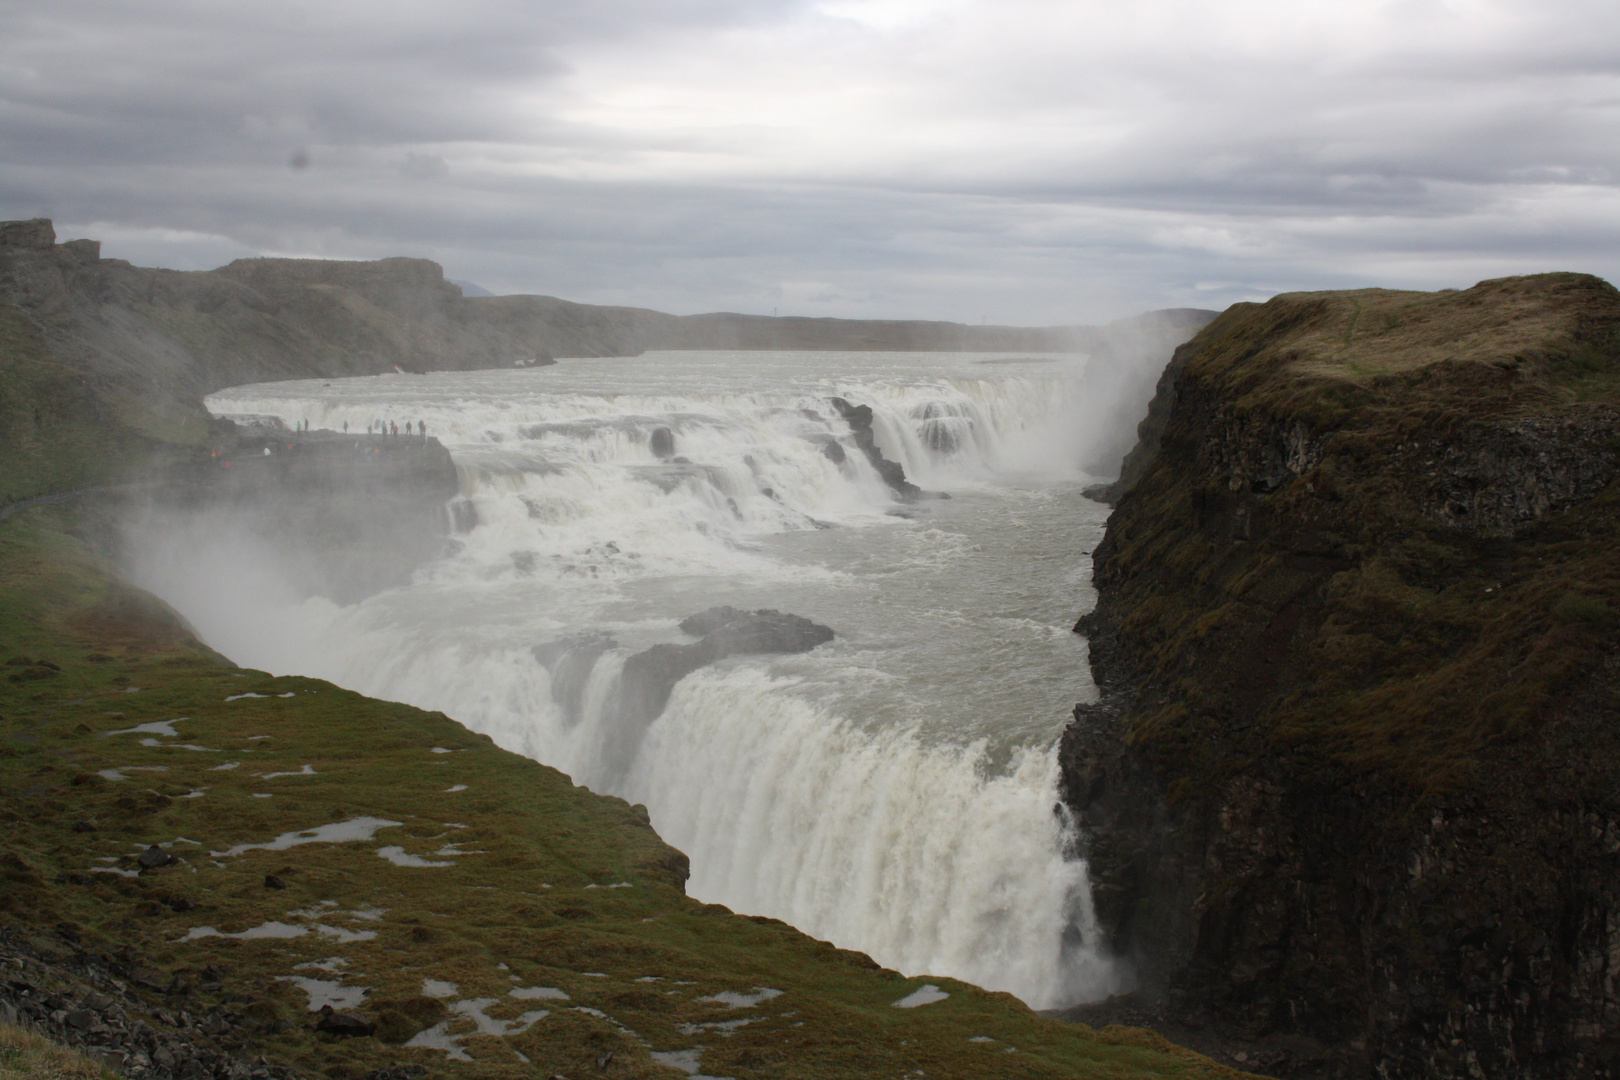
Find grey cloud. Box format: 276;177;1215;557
2;0;1615;325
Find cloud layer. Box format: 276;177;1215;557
3;0;1616;322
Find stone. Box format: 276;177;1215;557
137;846;174;871
0;218;54;250
315;1010;377;1038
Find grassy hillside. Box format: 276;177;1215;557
0;301;212;505
0;503;1243;1080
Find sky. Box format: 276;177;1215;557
2;0;1617;324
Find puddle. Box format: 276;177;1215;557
676;1018;756;1036
295;958;349;974
699;988;782;1009
423;980;458;998
456;999;549;1036
212;816;403;858
259;765;318;780
893;985;949;1008
510;987;569;1001
377;846;453;868
185;921;307;941
430;747;458;754
96;766;168;781
179;788;207;798
650;1048;734;1079
276;975;369;1011
403;1022;470;1062
405;999;549;1060
105;720;181;737
445;785;468;793
91;867;140;878
572;1006;639;1037
252;793;273;799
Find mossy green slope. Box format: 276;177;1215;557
2;506;1242;1080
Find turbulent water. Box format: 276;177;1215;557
132;349;1124;1009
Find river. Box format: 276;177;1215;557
128;349;1121;1010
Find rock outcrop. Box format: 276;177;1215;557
129;428;461;604
536;607;835;781
1062;274;1620;1078
829;397;923;501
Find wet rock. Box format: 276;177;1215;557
828;397;921;502
137;846;174;871
315;1009;376;1038
649;426;676;460
592;608;834;782
678;606;835;655
533;632;619;724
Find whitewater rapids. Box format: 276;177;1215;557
130;349;1124;1009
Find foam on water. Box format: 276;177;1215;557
133;350;1128;1009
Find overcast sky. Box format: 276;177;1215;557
2;0;1616;323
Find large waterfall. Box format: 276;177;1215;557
128;349;1123;1009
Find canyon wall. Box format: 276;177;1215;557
1062;274;1620;1078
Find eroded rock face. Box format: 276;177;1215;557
829;397;922;502
1063;275;1620;1079
615;607;835;730
0;925;301;1079
535;607;834;782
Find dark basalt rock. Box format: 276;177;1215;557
315;1008;377;1038
1061;275;1620;1080
829;397;922;502
618;608;834;725
583;607;834;782
136;846;173;871
533;632;619;726
649;426;676;459
0;924;302;1078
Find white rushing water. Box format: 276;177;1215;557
131;349;1124;1009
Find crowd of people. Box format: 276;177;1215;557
282;418;431;439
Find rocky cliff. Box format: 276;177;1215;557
1061;274;1620;1078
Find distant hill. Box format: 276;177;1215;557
0;216;1213;500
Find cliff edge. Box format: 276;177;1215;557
1062;273;1620;1078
